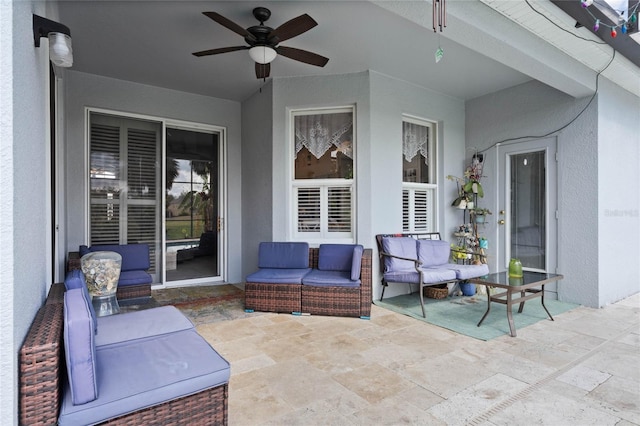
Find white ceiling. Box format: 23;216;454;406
58;1;533;102
57;1;639;103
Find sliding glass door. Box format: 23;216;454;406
165;127;221;283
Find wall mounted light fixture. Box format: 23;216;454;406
33;14;73;67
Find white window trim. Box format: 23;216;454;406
288;105;356;244
402;114;438;233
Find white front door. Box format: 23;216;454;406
497;138;558;295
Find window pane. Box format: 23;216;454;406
402;121;431;184
510;151;545;269
294;112;353;179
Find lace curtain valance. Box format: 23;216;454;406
295;112;353;159
403;121;429;164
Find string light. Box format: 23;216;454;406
580;0;639;38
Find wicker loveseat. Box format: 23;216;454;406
244;242;372;319
19;282;230;425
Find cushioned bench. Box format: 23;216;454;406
68;243;153;300
244;242;372;318
376;233;489;317
19;282;230;425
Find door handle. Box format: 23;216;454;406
498;219;505;225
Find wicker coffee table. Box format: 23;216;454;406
471;271;564;337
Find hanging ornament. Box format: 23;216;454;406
621;24;628;34
593;19;600;31
581;0;593;8
433;0;446;32
610;28;617;37
631;14;637;23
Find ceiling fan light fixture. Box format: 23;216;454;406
249;46;277;64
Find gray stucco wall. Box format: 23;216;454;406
465;79;637;308
596;79;640;306
2;2;56;423
64;71;244;283
369;72;466;299
240;82;273;283
260;71;466;300
271;71;371;244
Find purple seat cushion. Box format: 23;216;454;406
58;329;230;426
419;267;457;283
383;270;420;284
302;270;361;288
417;240;451;267
79;244;150;272
381;237;418;272
95;306;194;347
64;270;97;334
258;242;309;269
246;268;311;284
117;270;152;286
63;288;98;405
351;245;364;281
441;263;490;280
317;244;364;280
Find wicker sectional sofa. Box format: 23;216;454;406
244;242;372;319
19;282;230;425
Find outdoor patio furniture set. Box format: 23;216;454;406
19;274;230;425
244;242;372;319
376;232;490;317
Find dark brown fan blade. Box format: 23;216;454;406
203;11;256;42
268;14;317;43
255;62;271;79
192;46;248;57
276;46;329;67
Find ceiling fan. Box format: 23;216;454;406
192;7;329;79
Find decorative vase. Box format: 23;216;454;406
508;258;523;278
81;251;122;316
459;282;476;296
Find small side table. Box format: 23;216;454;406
471;271;564;337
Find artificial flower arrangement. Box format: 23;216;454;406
446;156;484;208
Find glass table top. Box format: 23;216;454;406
472;271;564;287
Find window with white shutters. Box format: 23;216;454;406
292;107;355;241
89;113;161;274
402;116;437;232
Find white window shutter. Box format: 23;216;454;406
296;187;321;232
328;187;351;232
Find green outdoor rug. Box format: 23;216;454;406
374;293;579;340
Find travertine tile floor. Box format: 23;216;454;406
196;293;639;425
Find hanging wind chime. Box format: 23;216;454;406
433;0;446;32
433;0;446;63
